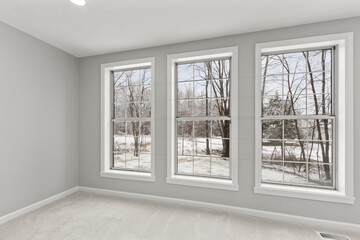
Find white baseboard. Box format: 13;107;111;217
0;186;78;225
78;186;360;233
1;186;359;233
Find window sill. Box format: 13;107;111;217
254;183;355;204
100;170;155;182
166;175;239;191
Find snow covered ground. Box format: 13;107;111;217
113;136;332;185
113;136;229;177
262;163;332;186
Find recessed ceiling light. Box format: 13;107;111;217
70;0;86;6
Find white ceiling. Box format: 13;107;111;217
0;0;359;57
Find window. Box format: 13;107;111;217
101;58;155;182
255;33;354;204
261;48;335;188
167;47;239;190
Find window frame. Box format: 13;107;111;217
254;33;355;204
167;47;239;191
101;57;156;182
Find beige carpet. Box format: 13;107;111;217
0;192;358;240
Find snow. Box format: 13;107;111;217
113;136;229;177
113;136;331;185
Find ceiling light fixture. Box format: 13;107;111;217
70;0;86;6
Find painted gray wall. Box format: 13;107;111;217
79;17;360;224
0;21;79;217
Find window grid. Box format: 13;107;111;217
111;67;152;173
260;48;335;189
176;59;231;179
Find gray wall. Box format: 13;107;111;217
79;17;360;224
0;21;79;217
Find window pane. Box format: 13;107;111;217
178;100;193;117
114;71;127;87
114;122;126;154
194;138;210;156
114;102;127;118
125;122;140;157
262;55;283;76
284;119;307;140
307;142;333;164
125;153;139;170
262;140;283;161
283;52;307;74
212;120;230;138
262;120;283;140
307;49;332;72
307;72;332;95
211;157;230;178
140;121;151;135
194;121;211;138
194;156;211;175
139;102;151;117
127;69;141;86
308;163;333;186
262;76;283;96
177;64;193;81
114;87;129;103
211;79;230;98
209;60;230;79
114;122;126;136
308;119;333;141
262;162;283;183
211;98;230;116
177;156;193;174
177;121;193;137
126;103;139;118
283;163;307;184
283;94;306;115
193;62;208;80
139;68;151;86
178;82;193;100
284;141;307;162
114;154;126;168
139;153;151;172
140;136;151;153
307;94;332;115
212;139;229;158
194;81;211;99
194;99;210;116
283;73;307;97
262;95;283;116
178;137;193;156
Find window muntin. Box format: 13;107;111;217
112;67;152;172
176;59;231;179
261;48;335;188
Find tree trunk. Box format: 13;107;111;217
303;51;331;180
205;79;210;155
280;56;307;164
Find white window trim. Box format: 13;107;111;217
167;47;239;191
254;33;355;204
101;57;156;182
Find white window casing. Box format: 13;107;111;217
167;47;239;191
254;33;355;204
101;57;156;182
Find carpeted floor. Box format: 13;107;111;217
0;192;359;240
